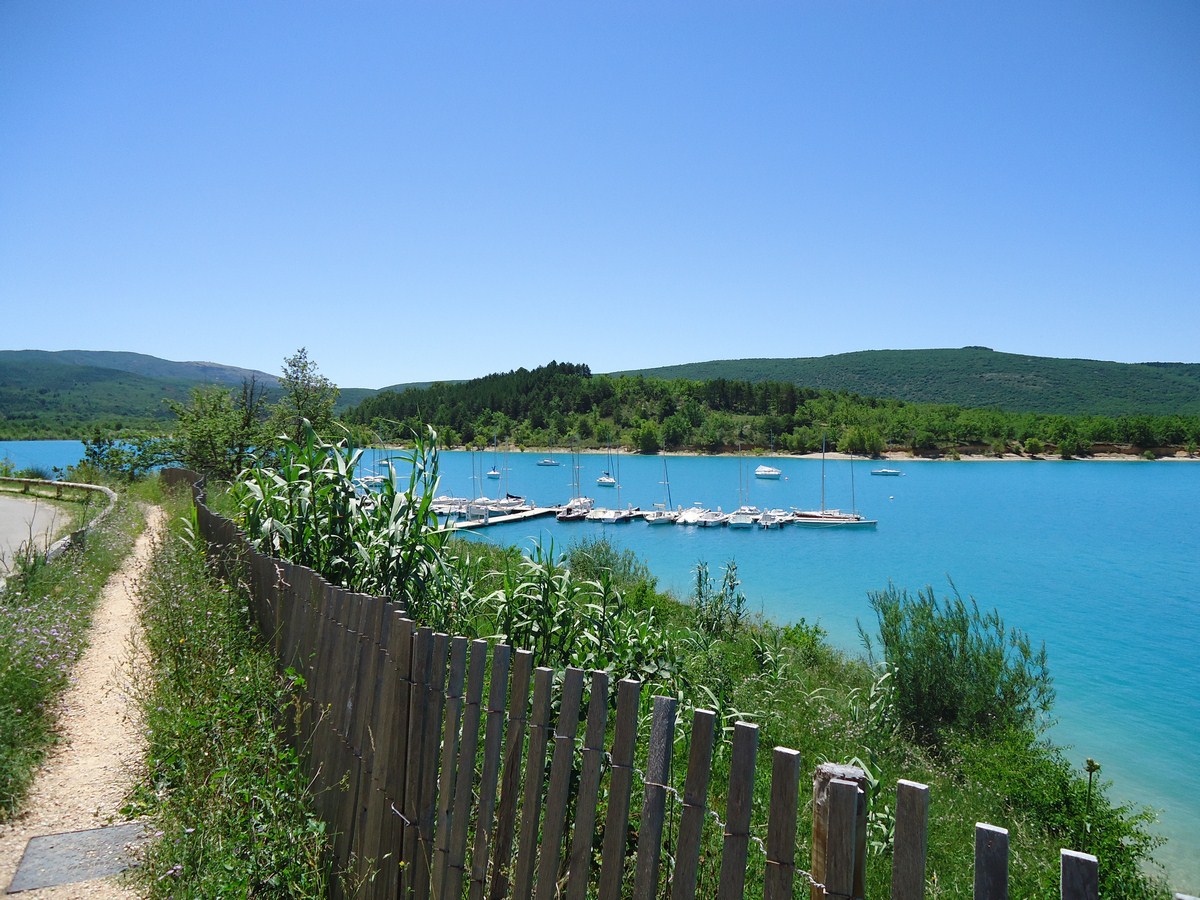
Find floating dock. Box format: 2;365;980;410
449;507;560;529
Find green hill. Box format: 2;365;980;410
0;350;374;438
612;348;1200;416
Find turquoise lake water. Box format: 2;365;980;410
4;440;1197;888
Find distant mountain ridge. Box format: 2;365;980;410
4;347;1198;440
3;349;279;386
612;348;1200;417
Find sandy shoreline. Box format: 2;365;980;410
402;445;1197;463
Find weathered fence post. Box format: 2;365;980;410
380;617;416;900
811;763;868;900
400;627;435;899
974;823;1008;900
824;779;861;900
513;667;555;900
764;747;802;900
670;709;717;900
443;639;490;900
598;678;644;900
633;694;679;900
1059;849;1097;900
718;721;760;900
485;647;529;900
431;635;469;900
411;632;450;900
891;779;929;900
472;644;513;900
564;671;612;900
535;668;587;900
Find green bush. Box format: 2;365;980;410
860;582;1054;745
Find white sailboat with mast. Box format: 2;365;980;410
791;431;877;527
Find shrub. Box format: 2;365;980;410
859;582;1054;746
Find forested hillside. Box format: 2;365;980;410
613;348;1200;417
0;350;370;438
345;361;1200;458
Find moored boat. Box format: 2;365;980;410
754;464;782;479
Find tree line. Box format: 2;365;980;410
344;361;1200;459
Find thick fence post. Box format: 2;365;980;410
974;823;1008;900
669;709;716;900
717;721;760;900
633;695;679;900
764;747;802;900
811;764;868;900
892;779;929;900
824;779;860;900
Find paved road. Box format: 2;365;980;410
0;494;65;574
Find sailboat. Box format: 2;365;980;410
486;434;501;479
644;455;680;525
557;446;594;521
727;454;761;528
791;434;877;527
588;451;635;522
596;445;617;486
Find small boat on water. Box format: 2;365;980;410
790;508;877;527
727;505;761;529
754;464;782;480
537;457;561;467
758;508;791;529
596;471;616;486
675;504;706;526
871;468;903;476
587;504;637;524
557;496;594;522
644;456;679;524
697;507;728;528
644;504;680;525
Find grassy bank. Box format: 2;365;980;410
190;426;1173;896
125;487;330;898
0;488;144;819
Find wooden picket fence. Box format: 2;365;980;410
162;469;1194;900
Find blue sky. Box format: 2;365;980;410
2;1;1197;389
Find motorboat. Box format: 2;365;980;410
758;508;791;528
557;496;594;522
726;505;761;529
754;464;782;479
871;468;903;476
644;504;680;525
697;507;728;527
537;457;561;466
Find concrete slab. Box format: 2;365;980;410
6;824;146;893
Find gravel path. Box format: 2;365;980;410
0;505;164;898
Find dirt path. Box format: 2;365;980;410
0;505;165;898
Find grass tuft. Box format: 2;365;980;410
127;488;330;898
